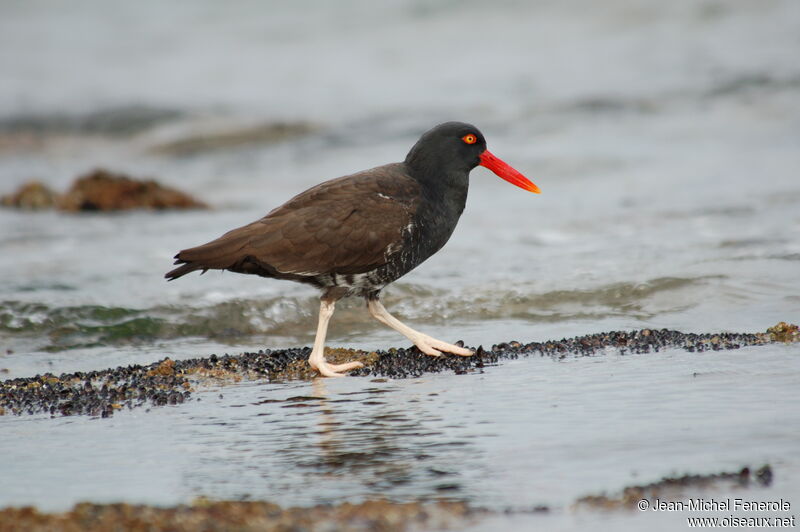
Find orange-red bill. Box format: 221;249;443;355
479;150;540;194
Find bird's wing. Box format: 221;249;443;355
170;164;420;278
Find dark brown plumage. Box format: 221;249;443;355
166;165;419;290
166;122;539;377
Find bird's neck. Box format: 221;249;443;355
404;161;470;213
409;166;469;260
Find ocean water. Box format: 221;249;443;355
1;0;799;529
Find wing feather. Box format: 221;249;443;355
165;163;419;281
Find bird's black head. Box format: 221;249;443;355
405;121;487;176
405;122;540;194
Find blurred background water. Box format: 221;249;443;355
0;0;799;529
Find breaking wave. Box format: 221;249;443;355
0;276;720;352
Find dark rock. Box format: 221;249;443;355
0;181;59;209
58;169;208;211
0;323;792;418
2;170;208;212
575;464;773;510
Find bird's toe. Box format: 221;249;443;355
310;359;363;378
327;361;365;372
427;338;473;357
414;343;443;357
444;345;474;357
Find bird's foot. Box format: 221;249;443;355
412;335;473;357
309;359;364;378
364;299;473;358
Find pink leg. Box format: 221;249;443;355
367;298;473;357
308;298;364;377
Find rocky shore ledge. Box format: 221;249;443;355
0;465;773;531
1;323;796;418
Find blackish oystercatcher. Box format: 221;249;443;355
166;122;540;377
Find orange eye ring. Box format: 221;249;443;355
462;134;477;145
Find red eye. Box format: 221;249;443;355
462;134;477;145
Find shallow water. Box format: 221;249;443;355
1;0;799;529
2;346;799;530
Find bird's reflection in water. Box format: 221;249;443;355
185;378;473;504
293;378;424;489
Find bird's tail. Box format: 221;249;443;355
165;230;253;281
164;260;206;281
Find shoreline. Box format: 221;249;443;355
0;465;772;531
1;323;796;418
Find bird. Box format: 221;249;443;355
166;121;540;377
